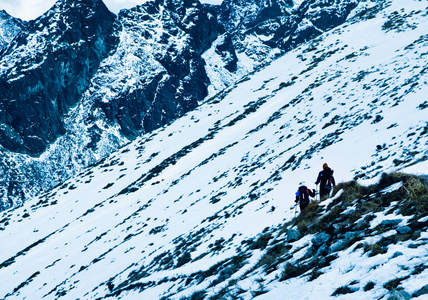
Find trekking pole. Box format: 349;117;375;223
315;184;318;202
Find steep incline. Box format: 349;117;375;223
0;0;360;211
0;0;427;299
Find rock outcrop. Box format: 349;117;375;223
0;0;118;155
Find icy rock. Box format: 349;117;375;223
344;231;360;241
396;226;411;235
315;243;329;256
0;0;119;155
413;284;428;298
330;239;347;253
391;251;403;259
332;220;350;234
286;228;302;242
0;10;27;51
218;267;234;282
355;218;369;230
387;290;411;300
380;219;402;227
311;232;331;247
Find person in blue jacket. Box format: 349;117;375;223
295;183;316;212
315;163;336;200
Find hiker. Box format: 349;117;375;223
295;183;316;212
315;163;336;200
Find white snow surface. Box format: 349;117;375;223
1;0;428;299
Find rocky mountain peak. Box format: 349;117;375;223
120;0;223;55
44;0;111;17
85;0;223;146
217;0;293;33
0;10;27;52
0;0;119;156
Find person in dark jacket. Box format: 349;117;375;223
295;183;316;212
315;163;336;200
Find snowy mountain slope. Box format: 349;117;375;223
0;0;359;211
0;0;428;299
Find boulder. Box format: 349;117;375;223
330;239;347;253
380;219;403;227
413;284;428;298
286;228;302;242
396;226;411;235
387;290;411;300
311;232;331;247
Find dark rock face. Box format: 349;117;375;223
86;0;223;145
414;284;428;298
217;0;293;33
278;0;358;51
0;0;119;155
0;10;27;52
214;34;238;72
216;0;358;54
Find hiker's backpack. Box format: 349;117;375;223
327;169;334;187
298;186;310;204
323;168;334;187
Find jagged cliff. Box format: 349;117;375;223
0;0;118;155
0;10;27;52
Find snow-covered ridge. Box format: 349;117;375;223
0;0;427;298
